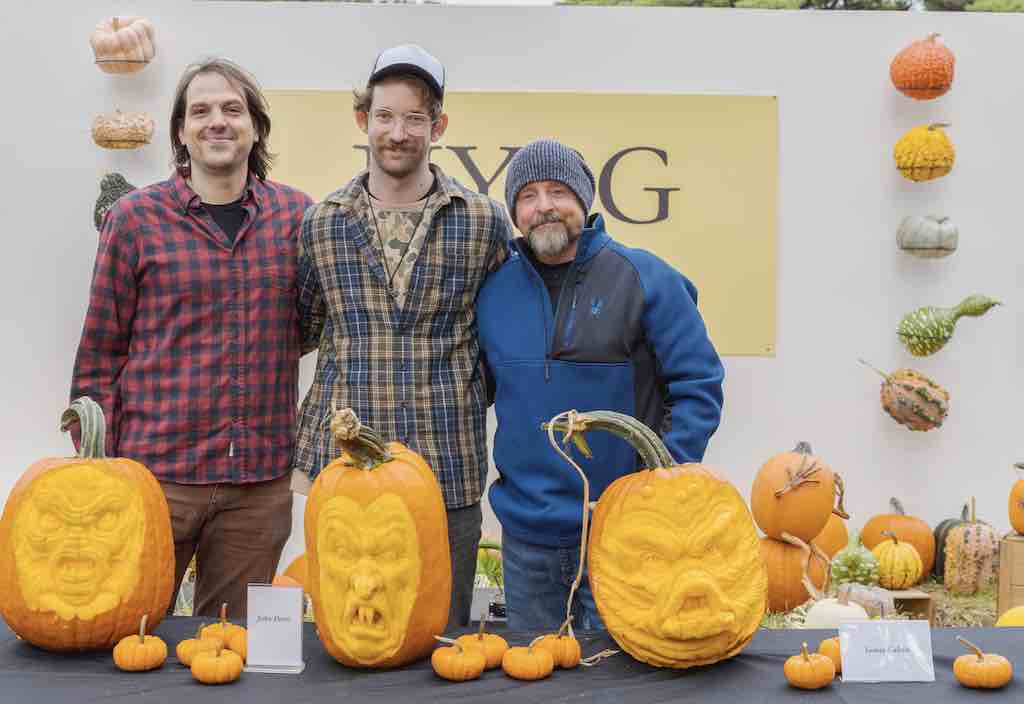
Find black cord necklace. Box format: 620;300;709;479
367;175;436;290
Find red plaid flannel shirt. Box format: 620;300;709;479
71;172;313;484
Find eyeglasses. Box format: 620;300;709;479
370;109;435;136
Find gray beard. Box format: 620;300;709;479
527;224;572;260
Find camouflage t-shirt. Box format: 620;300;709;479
366;191;442;308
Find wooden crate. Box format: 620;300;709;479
888;589;934;625
998;533;1024;618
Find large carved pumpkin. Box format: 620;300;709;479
0;398;174;651
547;411;766;669
305;409;451;668
861;497;936;577
751;442;848;543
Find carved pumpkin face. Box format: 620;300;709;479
589;466;766;668
0;398;174;651
305;413;451;670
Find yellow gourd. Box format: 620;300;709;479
872;531;922;589
894;123;955;182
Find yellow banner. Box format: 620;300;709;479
266;91;777;356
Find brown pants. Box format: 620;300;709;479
162;475;293;619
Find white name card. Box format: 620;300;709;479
839;620;935;683
245;583;306;674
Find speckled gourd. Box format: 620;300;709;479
896;215;958;258
944;497;1000;596
893;123;955;182
830;533;880;587
859;360;949;431
897;294;1001;356
95;173;136;231
872;532;923;589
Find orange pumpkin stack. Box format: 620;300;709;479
751;443;848;613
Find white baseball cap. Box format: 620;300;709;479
369;44;445;102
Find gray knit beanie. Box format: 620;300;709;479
504;139;596;227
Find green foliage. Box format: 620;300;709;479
966;0;1024;9
734;0;805;7
924;0;970;9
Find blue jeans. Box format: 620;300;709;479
501;531;605;631
446;502;482;630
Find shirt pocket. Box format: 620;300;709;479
256;237;296;292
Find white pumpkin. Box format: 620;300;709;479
896;215;958;258
89;16;156;74
803;590;868;629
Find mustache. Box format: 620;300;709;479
527;212;565;231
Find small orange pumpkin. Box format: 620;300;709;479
1010;463;1024;535
113;614;167;671
176;623;223;667
890;34;955;100
226;627;247;663
751;442;848;543
431;636;486;682
191;646;243;685
454;618;508;670
535;628;582;669
784;642;835;690
953;636;1012;689
200;603;245;643
502;643;554;681
817;637;842;675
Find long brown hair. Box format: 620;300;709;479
170;57;275;180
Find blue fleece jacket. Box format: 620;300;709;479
477;214;725;548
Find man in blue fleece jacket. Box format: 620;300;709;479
477;138;725;631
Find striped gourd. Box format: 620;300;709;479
872;531;922;589
943;497;1000;596
897;295;1000;357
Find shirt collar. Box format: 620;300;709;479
326;164;464;212
170;170;265;215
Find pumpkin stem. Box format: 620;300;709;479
138;614;148;643
329;406;393;469
832;473;849;519
59;397;107;459
858;358;891;381
220;602;228;626
970;496;976;523
956;636;984;661
580;649;620;667
196;623;207;640
477;614;488;638
434;635;461;653
927;122;951;130
927;32;941;41
543;410;670;470
773;448;822;499
112;16;120;32
801;642;810;662
557;618;571;639
882;530;899;545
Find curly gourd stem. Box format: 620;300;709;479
329;406;393;469
434;635;464;653
832;474;849;519
543;410;671;469
956;636;985;662
1016;464;1024;509
580;649;619;667
858;358;891;382
60;396;107;459
773;443;820;497
781;532;829;602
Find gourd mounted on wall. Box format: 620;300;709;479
897;294;1001;356
95;173;136;231
859;360;949;432
890;34;955;100
90;16;156;74
897;215;958;258
92;110;154;150
894;123;955;182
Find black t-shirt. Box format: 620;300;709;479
523;245;572;307
203;198;247;244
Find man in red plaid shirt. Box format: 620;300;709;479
70;58;313;618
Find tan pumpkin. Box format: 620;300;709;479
502;643;554;681
112;614;166;672
784;642;835;690
92;110;154;150
944;497;1000;596
90;16;156;74
953;636;1013;689
1010;463;1024;535
760;536;828;613
545;411;766;669
818;637;842;675
191;646;243;685
894;123;955;182
751;442;848;543
454;618;508;670
432;636;486;682
305;409;451;668
861;497;936;576
814;514;849;559
889;34;955;100
0;397;174;651
872;531;923;590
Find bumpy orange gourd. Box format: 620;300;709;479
191;646;243;685
176;624;223;667
535;631;582;669
953;636;1012;689
200;603;245;642
894;123;955;182
113;614;167;671
502;643;555;681
305;409;451;668
890;33;955;100
818;637;842;675
546;411;766;669
814;514;849;559
1010;464;1024;535
861;497;936;576
751;442;848;543
432;636;486;681
760;537;828;613
89;16;156;74
785;642;835;690
872;532;923;589
455;619;508;670
0;398;174;651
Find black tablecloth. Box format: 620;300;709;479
0;617;1019;703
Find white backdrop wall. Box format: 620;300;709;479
1;2;1021;572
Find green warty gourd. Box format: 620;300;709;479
830;533;880;587
897;294;1001;356
94;173;136;231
